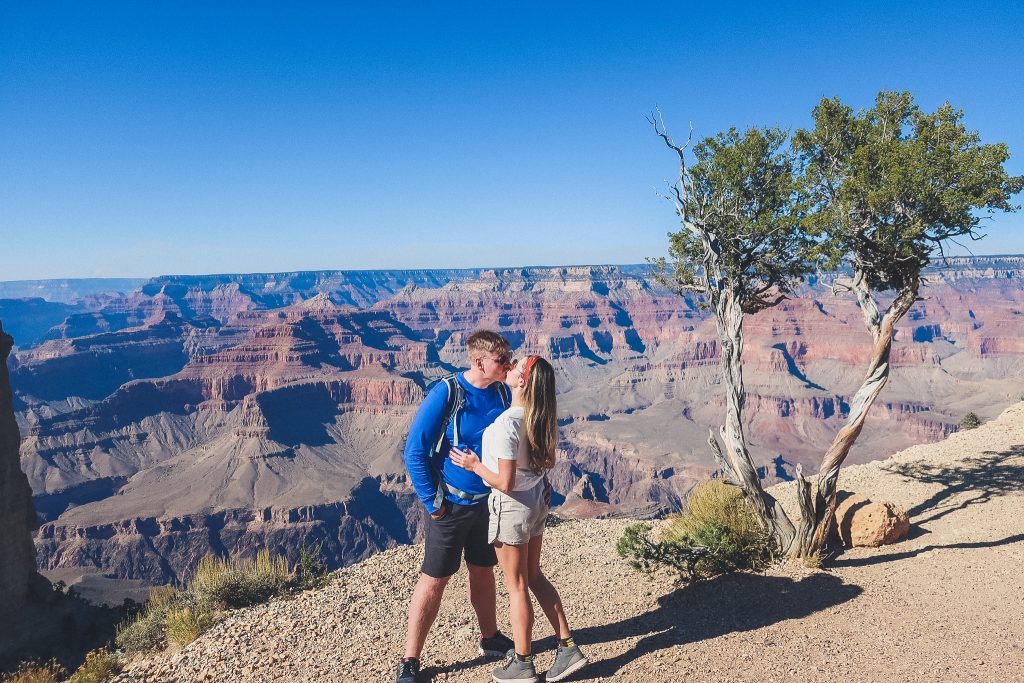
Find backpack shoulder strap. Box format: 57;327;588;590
430;374;467;510
433;374;464;455
495;382;511;408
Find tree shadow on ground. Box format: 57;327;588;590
881;444;1024;525
571;572;862;677
830;533;1024;568
824;444;1024;569
425;572;862;680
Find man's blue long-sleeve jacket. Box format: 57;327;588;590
404;373;509;513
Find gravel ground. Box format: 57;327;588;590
113;402;1024;682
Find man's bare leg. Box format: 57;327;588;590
404;573;450;660
466;561;498;637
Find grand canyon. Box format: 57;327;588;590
2;256;1022;588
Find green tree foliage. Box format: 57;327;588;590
795;91;1023;292
650;92;1022;561
960;412;981;430
649;114;823;553
787;92;1023;556
651;121;820;313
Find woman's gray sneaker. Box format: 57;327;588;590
479;630;516;657
491;650;539;683
545;642;588;682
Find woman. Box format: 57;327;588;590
450;355;588;683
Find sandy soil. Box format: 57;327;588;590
113;402;1024;683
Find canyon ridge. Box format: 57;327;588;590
1;256;1022;588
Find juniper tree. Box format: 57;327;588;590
650;114;819;553
789;92;1023;557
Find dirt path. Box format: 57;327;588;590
114;403;1024;682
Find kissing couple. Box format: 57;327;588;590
396;330;588;682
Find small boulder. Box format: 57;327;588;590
834;493;910;547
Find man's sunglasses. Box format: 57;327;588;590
477;352;513;366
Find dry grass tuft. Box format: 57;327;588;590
115;550;295;654
661;480;764;547
165;606;217;648
115;586;183;652
190;549;290;609
67;649;123;683
800;552;824;570
1;661;66;683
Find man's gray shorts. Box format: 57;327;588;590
488;483;548;545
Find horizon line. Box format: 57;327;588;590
2;253;1023;285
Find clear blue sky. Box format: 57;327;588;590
2;1;1022;280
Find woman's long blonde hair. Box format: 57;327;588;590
522;356;558;473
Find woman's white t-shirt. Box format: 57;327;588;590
481;406;545;491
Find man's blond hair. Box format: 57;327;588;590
466;330;510;359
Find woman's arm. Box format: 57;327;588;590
449;447;517;493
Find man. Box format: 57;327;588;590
396;330;516;683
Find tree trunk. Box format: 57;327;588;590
715;289;796;554
789;271;919;558
792;464;816;559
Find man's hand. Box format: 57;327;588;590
430;501;449;520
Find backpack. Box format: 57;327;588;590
429;374;512;510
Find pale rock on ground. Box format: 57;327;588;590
833;493;911;547
113;402;1024;683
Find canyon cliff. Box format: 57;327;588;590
0;322;44;611
1;257;1021;586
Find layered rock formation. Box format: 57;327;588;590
0;323;44;611
23;299;432;583
3;257;1022;585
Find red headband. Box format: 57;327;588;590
522;355;540;385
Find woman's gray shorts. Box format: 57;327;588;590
488;483;548;546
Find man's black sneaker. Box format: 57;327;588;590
396;657;420;683
479;630;516;658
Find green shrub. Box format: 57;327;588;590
960;412;981;430
297;539;330;591
114;550;294;654
1;661;66;683
617;522;711;581
617;481;770;583
165;605;217;648
114;586;182;652
67;649;122;683
189;549;290;609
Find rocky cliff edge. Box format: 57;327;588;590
0;322;46;613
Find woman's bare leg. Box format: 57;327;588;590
494;540;534;655
526;534;571;640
